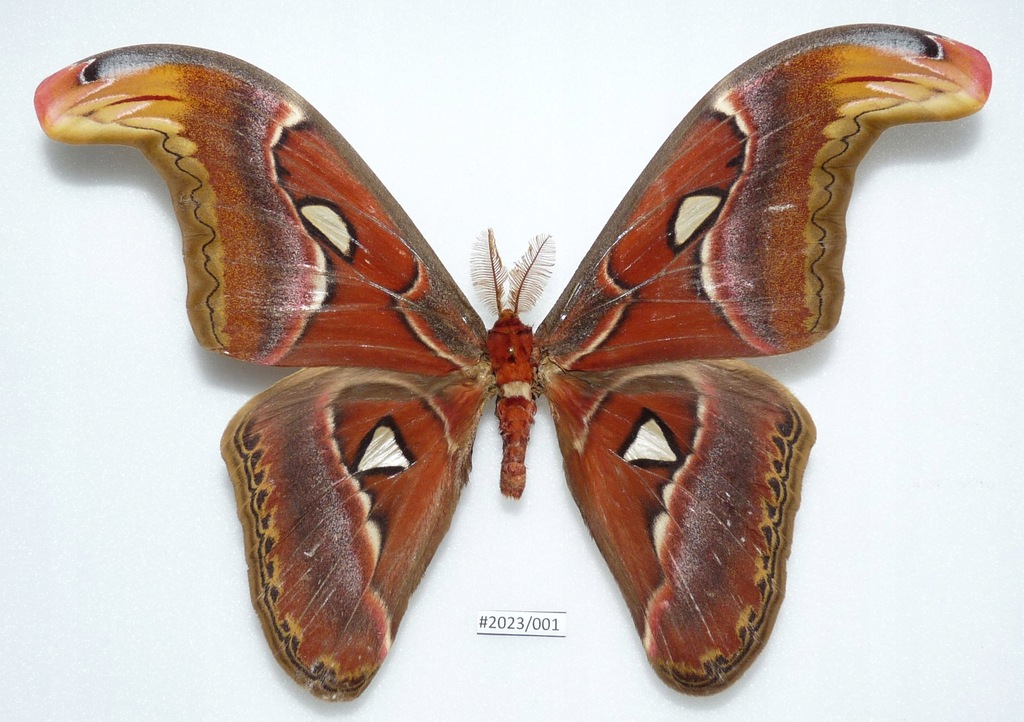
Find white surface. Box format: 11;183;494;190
2;1;1020;720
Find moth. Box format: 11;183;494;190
35;24;990;700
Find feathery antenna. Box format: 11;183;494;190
471;228;509;316
508;234;554;315
471;230;554;317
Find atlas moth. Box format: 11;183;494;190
35;24;990;700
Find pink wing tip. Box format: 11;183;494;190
948;37;993;105
34;62;87;133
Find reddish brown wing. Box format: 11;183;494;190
536;25;990;695
221;365;488;699
35;45;485;372
544;360;814;692
536;25;990;370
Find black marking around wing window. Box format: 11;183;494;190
352;416;414;476
295;196;358;262
618;409;683;469
666;187;728;253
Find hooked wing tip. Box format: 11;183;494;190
949;37;993;106
34;63;81;135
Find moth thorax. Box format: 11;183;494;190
487;311;535;385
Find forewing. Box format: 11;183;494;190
545;360;814;692
221;366;487;699
35;45;485;371
537;25;990;370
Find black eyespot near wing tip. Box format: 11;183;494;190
80;58;101;83
921;34;944;60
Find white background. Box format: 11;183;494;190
2;1;1020;719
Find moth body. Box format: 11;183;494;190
487;309;539;499
473;229;554;498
